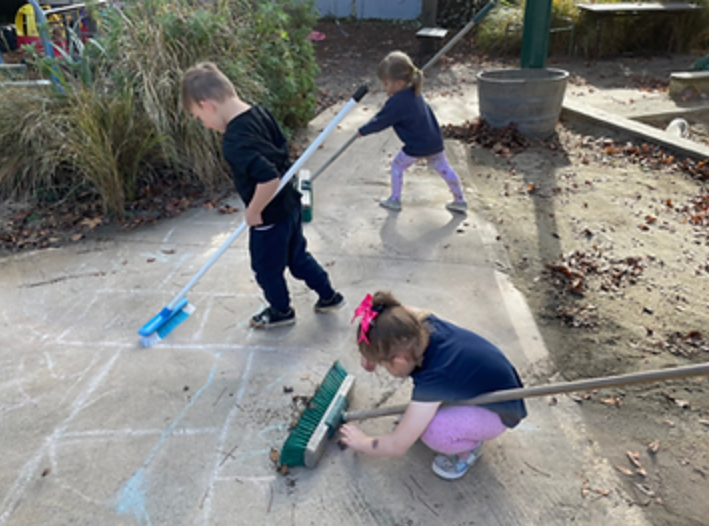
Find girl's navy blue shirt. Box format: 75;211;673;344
222;105;300;225
358;86;444;157
411;315;528;428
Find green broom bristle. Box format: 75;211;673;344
279;361;349;467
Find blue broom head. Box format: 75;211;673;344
138;298;194;347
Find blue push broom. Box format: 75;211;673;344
138;85;369;347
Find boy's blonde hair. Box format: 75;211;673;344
181;62;236;111
377;51;424;96
357;291;429;365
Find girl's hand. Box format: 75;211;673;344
360;355;376;372
340;424;371;453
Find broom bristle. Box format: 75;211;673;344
279;361;349;467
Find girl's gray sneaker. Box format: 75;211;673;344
445;200;468;214
379;197;402;211
431;444;483;480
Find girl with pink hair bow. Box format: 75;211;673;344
345;290;527;480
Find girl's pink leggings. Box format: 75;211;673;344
390;150;465;201
420;406;508;455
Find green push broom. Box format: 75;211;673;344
279;360;709;469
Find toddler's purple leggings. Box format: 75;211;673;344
420;406;508;455
389;150;465;201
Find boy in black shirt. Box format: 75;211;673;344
181;62;344;328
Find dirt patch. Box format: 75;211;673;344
313;20;709;526
466;121;709;526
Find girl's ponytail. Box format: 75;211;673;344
411;67;423;96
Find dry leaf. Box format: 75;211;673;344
70;233;83;242
596;488;611;496
647;441;660;454
269;448;280;465
615;464;633;476
601;397;622;407
581;480;590;497
161;249;175;255
80;217;102;230
218;204;239;214
147;258;156;263
635;483;655;497
663;419;675;427
627;451;643;469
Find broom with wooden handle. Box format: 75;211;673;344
280;360;709;469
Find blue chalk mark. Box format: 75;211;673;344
115;354;221;524
115;468;151;526
258;421;288;441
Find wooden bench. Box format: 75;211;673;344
578;2;704;57
416;27;448;66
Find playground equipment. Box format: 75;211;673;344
14;1;103;56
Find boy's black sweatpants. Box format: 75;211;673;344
249;207;335;313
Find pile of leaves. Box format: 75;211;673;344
545;249;645;297
0;177;233;252
571;134;709;182
677;191;709;227
442;118;531;157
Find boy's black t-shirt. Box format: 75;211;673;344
222;105;300;225
410;315;528;428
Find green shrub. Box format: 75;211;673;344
0;0;319;215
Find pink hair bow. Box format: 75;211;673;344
351;294;379;344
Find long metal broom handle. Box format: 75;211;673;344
343;361;709;421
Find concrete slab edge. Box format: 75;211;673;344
561;98;709;160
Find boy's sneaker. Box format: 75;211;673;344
250;306;295;329
379;197;402;211
314;292;345;313
445;199;468;214
431;444;483;480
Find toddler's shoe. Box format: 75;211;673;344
445;199;468;214
431;443;483;480
379;197;402;211
314;292;346;313
250;306;295;329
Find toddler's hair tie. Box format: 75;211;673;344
351;294;381;344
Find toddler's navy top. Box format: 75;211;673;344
411;315;528;428
358;86;444;157
222;105;300;225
